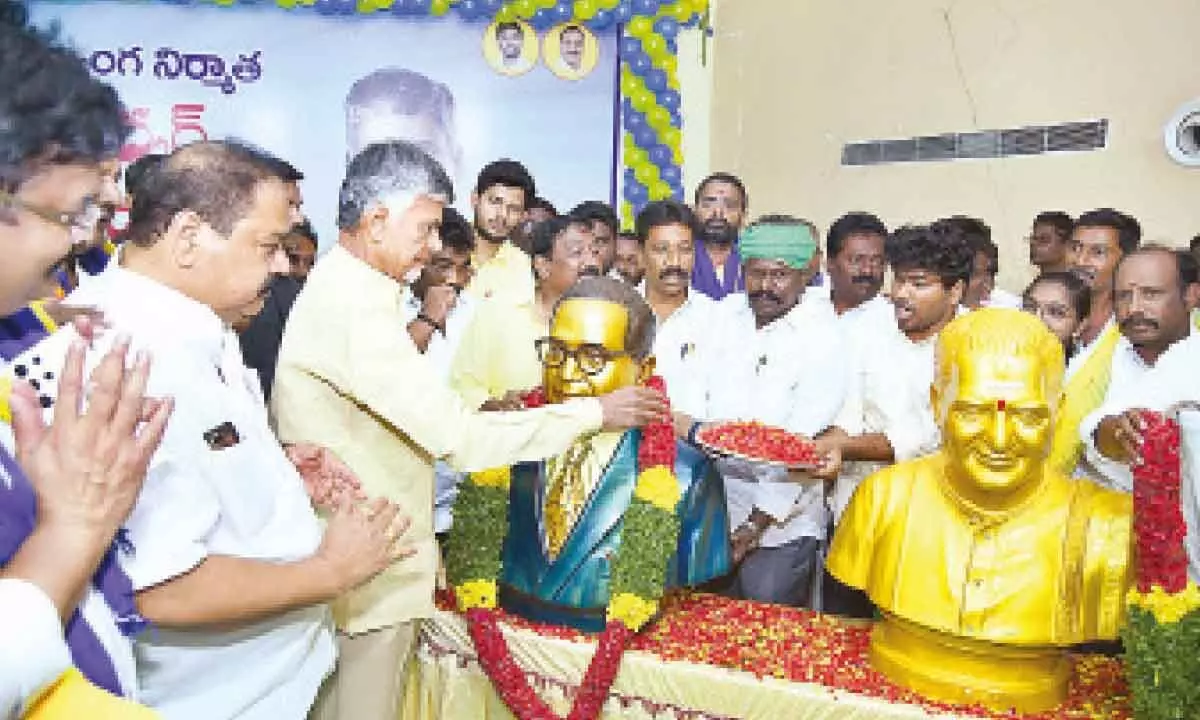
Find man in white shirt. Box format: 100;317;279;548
69;141;413;720
635;200;715;418
1081;248;1200;492
807;213;909;520
403;207;476;535
865;222;972;456
685;218;848;607
817;220;968;615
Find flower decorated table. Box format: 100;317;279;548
403;593;1131;720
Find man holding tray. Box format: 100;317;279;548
678;217;848;608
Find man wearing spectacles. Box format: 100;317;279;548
451;214;602;410
0;11;173;715
0;152;119;363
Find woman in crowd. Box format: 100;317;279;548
1022;270;1091;370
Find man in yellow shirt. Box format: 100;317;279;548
450;215;602;409
827;309;1130;713
467;159;536;305
272;142;666;720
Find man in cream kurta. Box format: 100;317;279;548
271;142;663;720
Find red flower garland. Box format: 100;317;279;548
1131;411;1187;593
465;378;674;720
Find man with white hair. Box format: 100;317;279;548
272;141;667;720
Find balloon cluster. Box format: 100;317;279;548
184;0;708;227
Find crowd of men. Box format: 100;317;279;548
3;5;1200;720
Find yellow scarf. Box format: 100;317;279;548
1047;323;1121;477
0;374;10;425
25;669;159;719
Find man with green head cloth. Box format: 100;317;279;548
678;215;849;608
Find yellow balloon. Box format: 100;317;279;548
627;16;653;38
431;0;451;15
647;106;672;132
496;5;517;21
620;71;639;97
650;180;672;199
671;3;691;22
627;146;649;167
538;0;558;8
621;201;635;231
661;126;682;148
634;163;658;186
574;0;597;20
630;89;654;113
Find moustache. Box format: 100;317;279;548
577;266;602;278
659;267;688;282
702;221;737;245
748;290;782;305
1120;316;1159;332
851;274;879;285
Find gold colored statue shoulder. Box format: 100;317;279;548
827;309;1132;712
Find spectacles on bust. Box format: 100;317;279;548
535;337;629;376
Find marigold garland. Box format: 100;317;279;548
1121;410;1200;720
445;376;679;720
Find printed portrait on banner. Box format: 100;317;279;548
29;1;619;247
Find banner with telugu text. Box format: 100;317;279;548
29;1;620;245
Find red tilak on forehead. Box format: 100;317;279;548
996;399;1007;412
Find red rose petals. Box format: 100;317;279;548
697;421;821;467
1131;411;1187;594
439;593;1129;719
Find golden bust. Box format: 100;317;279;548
826;308;1132;712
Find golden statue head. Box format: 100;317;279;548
539;277;656;403
932;309;1065;501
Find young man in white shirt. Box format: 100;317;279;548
1082;248;1200;492
683;218;848;607
635;200;715;419
69;141;414;720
